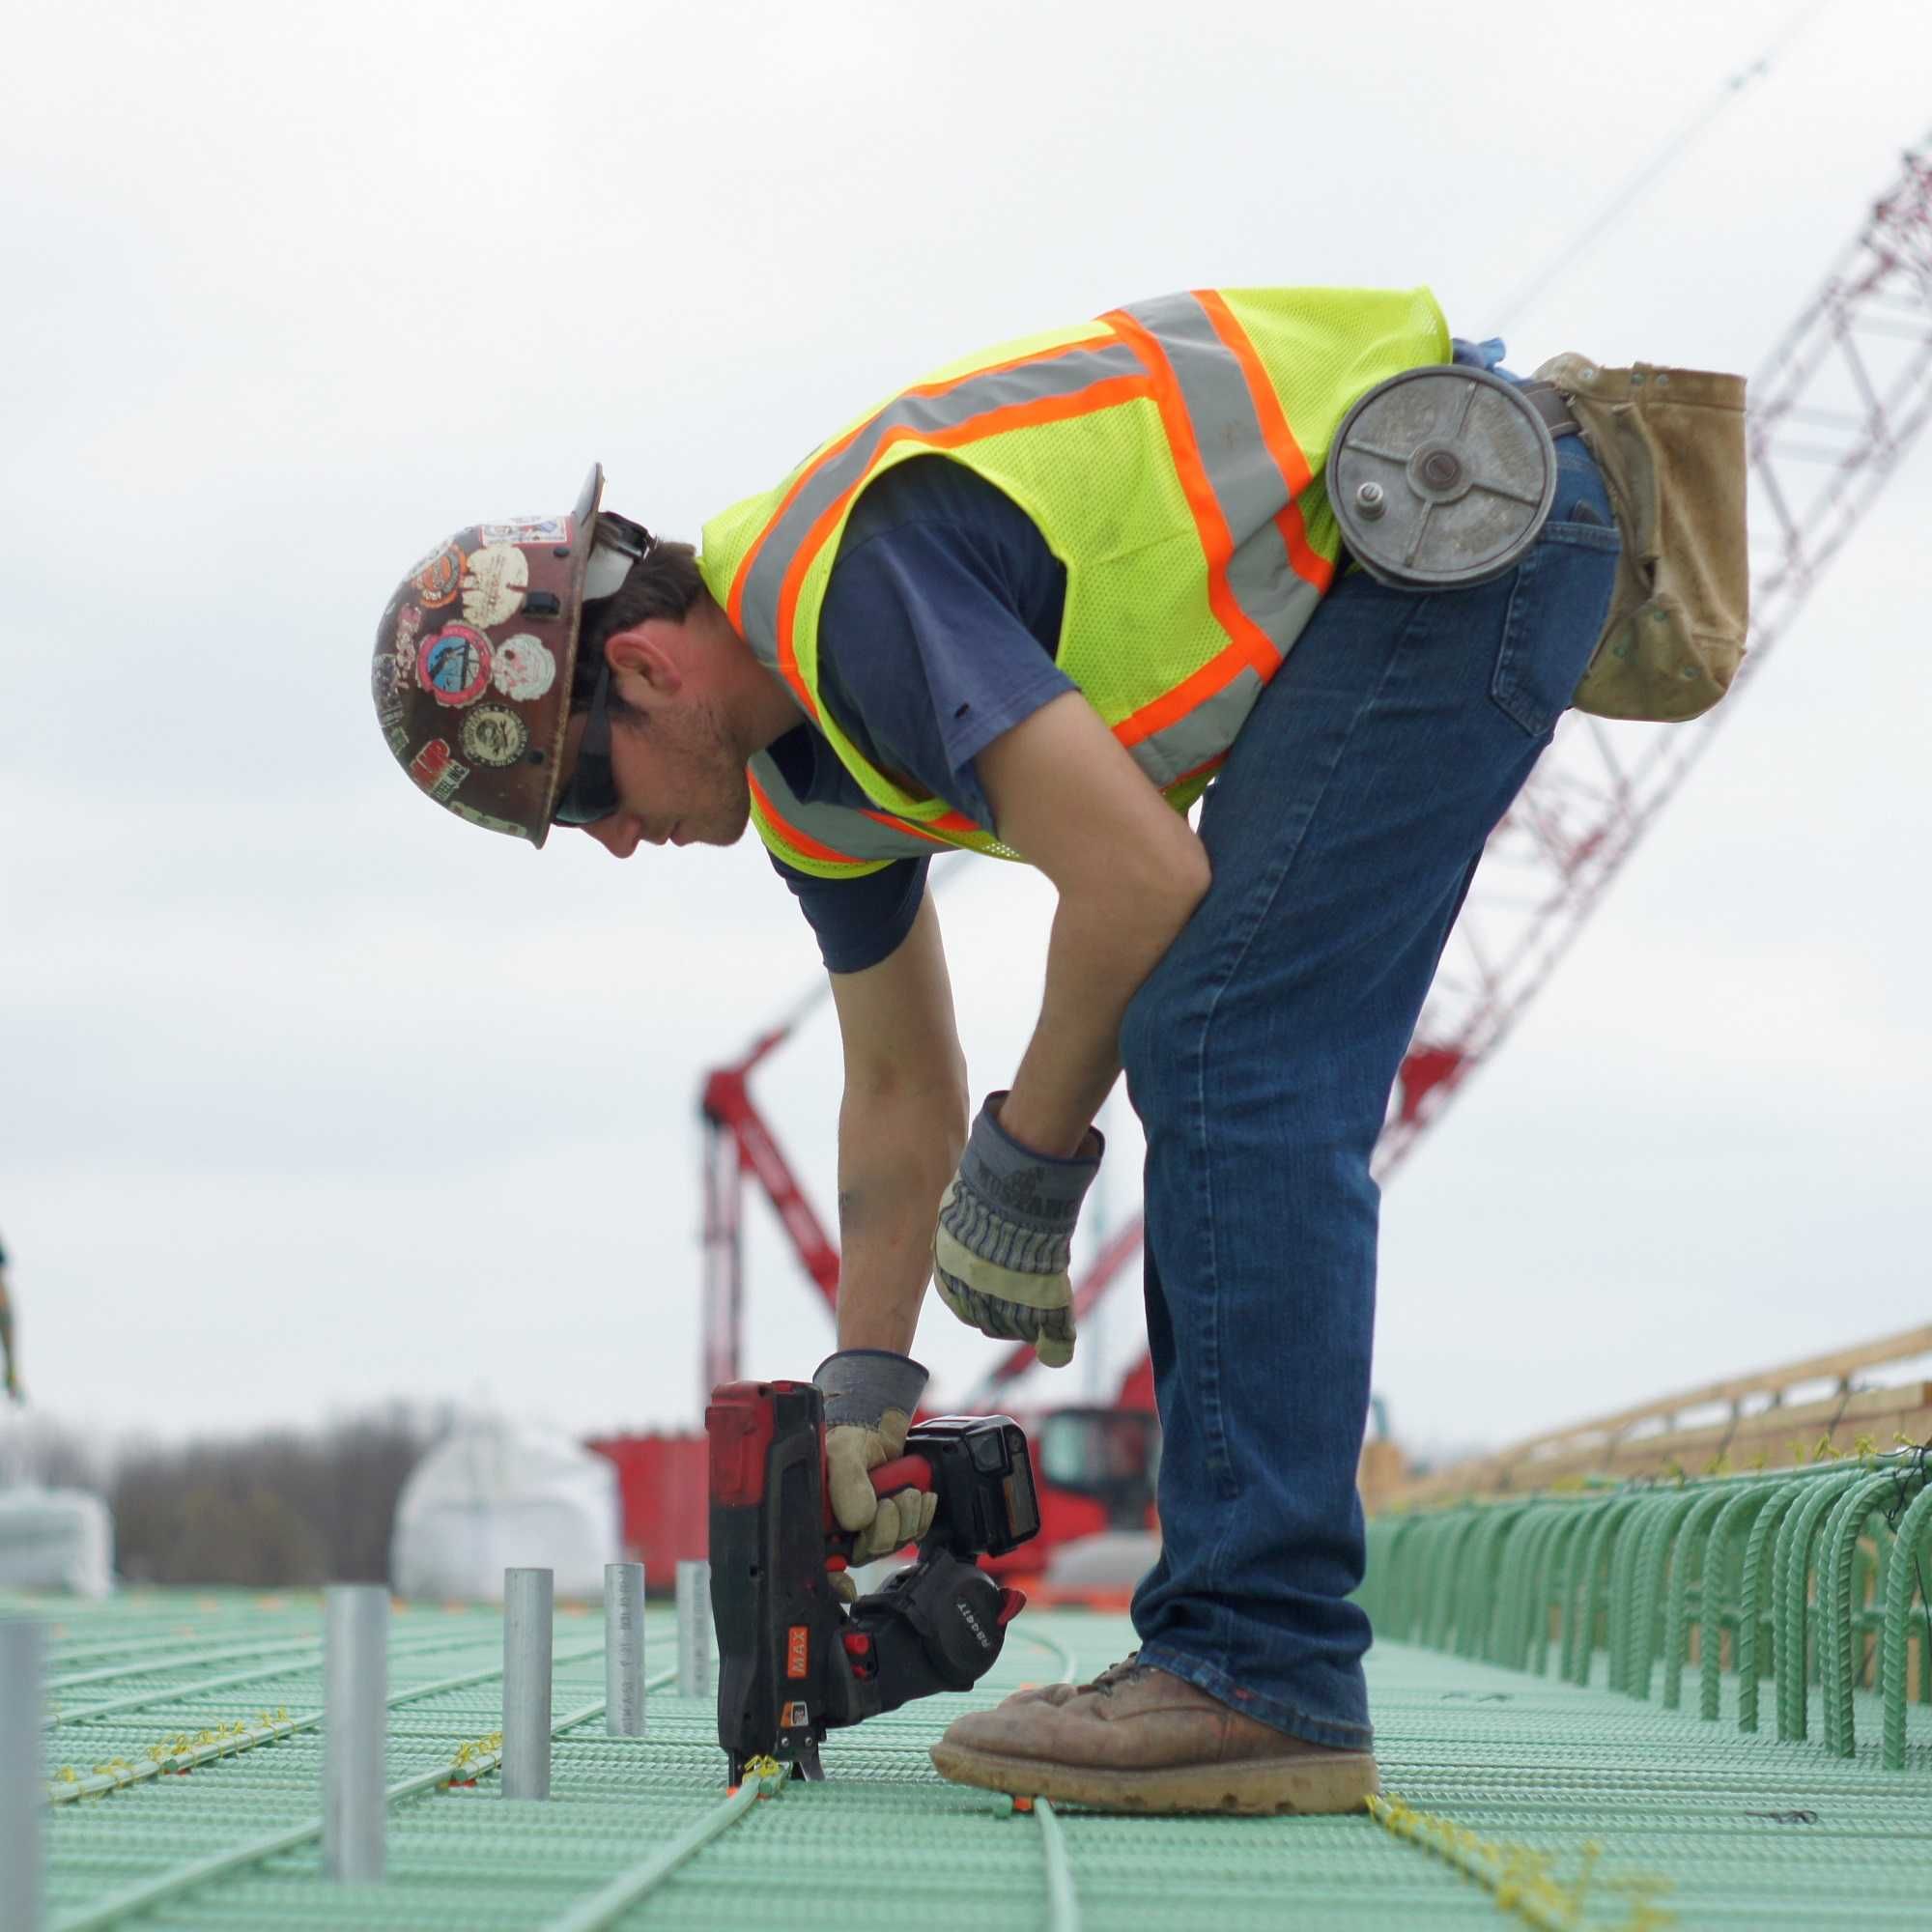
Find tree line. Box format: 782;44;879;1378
4;1404;448;1586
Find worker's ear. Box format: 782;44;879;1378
605;623;686;701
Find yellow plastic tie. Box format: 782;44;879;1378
1367;1791;1672;1931
446;1729;505;1783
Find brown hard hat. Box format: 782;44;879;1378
371;465;643;847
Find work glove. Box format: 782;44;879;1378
813;1350;940;1586
931;1094;1102;1369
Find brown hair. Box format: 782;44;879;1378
572;537;706;709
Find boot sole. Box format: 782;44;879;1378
929;1741;1380;1816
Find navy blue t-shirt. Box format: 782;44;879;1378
767;456;1072;974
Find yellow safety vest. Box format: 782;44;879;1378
699;287;1450;878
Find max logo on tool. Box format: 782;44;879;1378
954;1601;992;1652
785;1627;810;1680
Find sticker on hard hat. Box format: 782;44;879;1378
492;634;556;703
460;703;529;769
376;690;410;754
480;516;569;547
411;543;464;609
461;542;529;629
418;625;493;707
409;738;468;803
449;800;527;837
385;606;426;695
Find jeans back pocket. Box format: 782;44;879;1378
1490;514;1622;739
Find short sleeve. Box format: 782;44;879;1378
815;458;1072;830
770;851;931;976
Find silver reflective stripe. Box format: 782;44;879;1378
1111;293;1326;786
736;340;1146;667
749;751;958;865
1123;666;1266;792
1121;291;1325;644
745;296;1335;805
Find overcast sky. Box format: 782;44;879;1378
3;0;1927;1468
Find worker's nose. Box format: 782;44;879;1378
581;814;645;860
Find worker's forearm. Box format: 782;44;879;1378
999;860;1209;1159
835;1087;967;1355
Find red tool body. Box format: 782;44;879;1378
706;1379;1038;1782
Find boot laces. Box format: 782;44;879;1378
1086;1652;1148;1696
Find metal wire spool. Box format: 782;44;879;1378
1326;365;1558;589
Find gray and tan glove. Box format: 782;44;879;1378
931;1094;1102;1369
813;1350;940;1578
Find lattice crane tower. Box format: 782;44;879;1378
1379;133;1932;1174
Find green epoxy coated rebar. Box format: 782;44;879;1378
1660;1488;1731;1711
1035;1796;1082;1932
1699;1485;1771;1722
14;1560;1932;1932
1363;1453;1932;1795
1736;1482;1804;1731
1775;1471;1864;1742
1882;1483;1932;1768
543;1764;777;1932
1819;1473;1896;1756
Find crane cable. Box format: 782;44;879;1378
1492;0;1837;333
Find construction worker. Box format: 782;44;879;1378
370;289;1633;1815
0;1233;19;1403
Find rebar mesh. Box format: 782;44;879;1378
8;1579;1932;1931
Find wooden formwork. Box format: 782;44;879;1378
1370;1322;1932;1510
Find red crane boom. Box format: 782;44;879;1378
700;1005;839;1392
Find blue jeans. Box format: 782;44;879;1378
1117;428;1621;1747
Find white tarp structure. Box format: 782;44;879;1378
389;1417;620;1602
0;1487;113;1597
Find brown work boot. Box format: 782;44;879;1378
931;1654;1379;1815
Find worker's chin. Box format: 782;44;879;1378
691;799;753;848
711;787;752;846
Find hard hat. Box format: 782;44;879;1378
370;465;651;847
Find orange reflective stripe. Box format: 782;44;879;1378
1170;750;1228;790
726;411;869;713
1101;307;1281;688
746;768;867;867
859;808;952;845
925;807;980;835
1193;289;1333;594
1114;648;1248;753
772;374;1154;708
898;330;1115;402
724;331;1117;696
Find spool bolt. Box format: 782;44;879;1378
1354;481;1387;521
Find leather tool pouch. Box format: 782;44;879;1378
1532;355;1749;722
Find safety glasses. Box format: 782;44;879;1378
552;517;660;829
550;660;620;828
